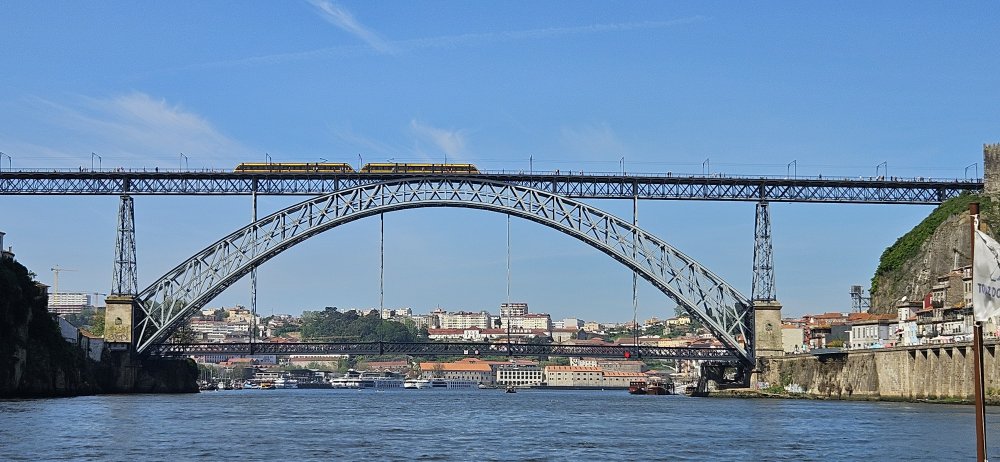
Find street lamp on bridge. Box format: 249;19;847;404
966;163;979;179
91;152;102;171
180;153;189;171
0;152;10;172
875;161;887;179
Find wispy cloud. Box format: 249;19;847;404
1;92;247;168
560;123;626;161
307;0;394;54
331;126;403;159
191;16;706;69
409;120;466;161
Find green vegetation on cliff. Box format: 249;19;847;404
871;193;996;295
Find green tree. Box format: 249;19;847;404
171;325;198;343
299;307;421;343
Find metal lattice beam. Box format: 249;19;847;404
751;201;775;301
111;195;137;296
150;341;738;361
0;171;979;203
132;178;756;366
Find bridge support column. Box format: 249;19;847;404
751;201;775;301
107;194;138;354
750;300;784;388
112;194;138;295
104;295;136;352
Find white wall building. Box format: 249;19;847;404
500;303;528;317
438;311;492;329
48;292;95;315
496;364;544;387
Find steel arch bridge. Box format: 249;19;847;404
132;177;755;366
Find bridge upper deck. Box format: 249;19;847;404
0;170;981;203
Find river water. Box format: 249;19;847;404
1;389;998;461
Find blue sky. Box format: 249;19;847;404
1;2;997;322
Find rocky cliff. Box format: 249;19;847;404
0;257;103;396
870;193;997;313
0;257;198;397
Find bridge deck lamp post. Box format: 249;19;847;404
876;161;887;179
966;163;979;179
91;152;102;171
0;152;10;172
180;153;189;171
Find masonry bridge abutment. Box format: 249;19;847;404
104;177;762;367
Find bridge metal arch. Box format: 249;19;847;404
133;178;755;365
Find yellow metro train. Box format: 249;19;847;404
234;162;354;173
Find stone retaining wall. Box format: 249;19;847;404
759;343;1000;400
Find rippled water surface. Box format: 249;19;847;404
2;389;999;461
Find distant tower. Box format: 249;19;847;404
850;285;872;313
984;143;1000;196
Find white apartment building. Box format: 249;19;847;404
48;292;95;315
438;311;492;329
570;358;645;373
496;364;544;387
500;302;528;317
500;313;552;331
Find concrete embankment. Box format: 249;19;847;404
749;343;1000;402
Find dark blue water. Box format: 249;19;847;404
1;389;998;461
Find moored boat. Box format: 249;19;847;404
428;378;478;389
404;379;431;389
628;379;674;395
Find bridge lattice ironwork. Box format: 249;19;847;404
132;177;756;366
150;341;738;361
0;171;980;203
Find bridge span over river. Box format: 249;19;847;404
0;166;984;378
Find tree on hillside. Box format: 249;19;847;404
299;307;421;343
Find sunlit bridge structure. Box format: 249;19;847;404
0;166;984;378
128;178;756;365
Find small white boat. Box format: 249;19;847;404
273;376;298;389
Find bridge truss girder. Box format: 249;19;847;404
150;341;738;361
0;171;978;204
132;178;755;366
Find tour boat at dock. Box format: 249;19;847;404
628;379;674;395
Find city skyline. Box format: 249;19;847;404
1;2;998;321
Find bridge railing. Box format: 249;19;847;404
0;167;982;183
149;341;739;361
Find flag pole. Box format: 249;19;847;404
971;201;988;462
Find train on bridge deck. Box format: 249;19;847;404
234;162;480;174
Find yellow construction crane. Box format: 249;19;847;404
50;265;77;295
